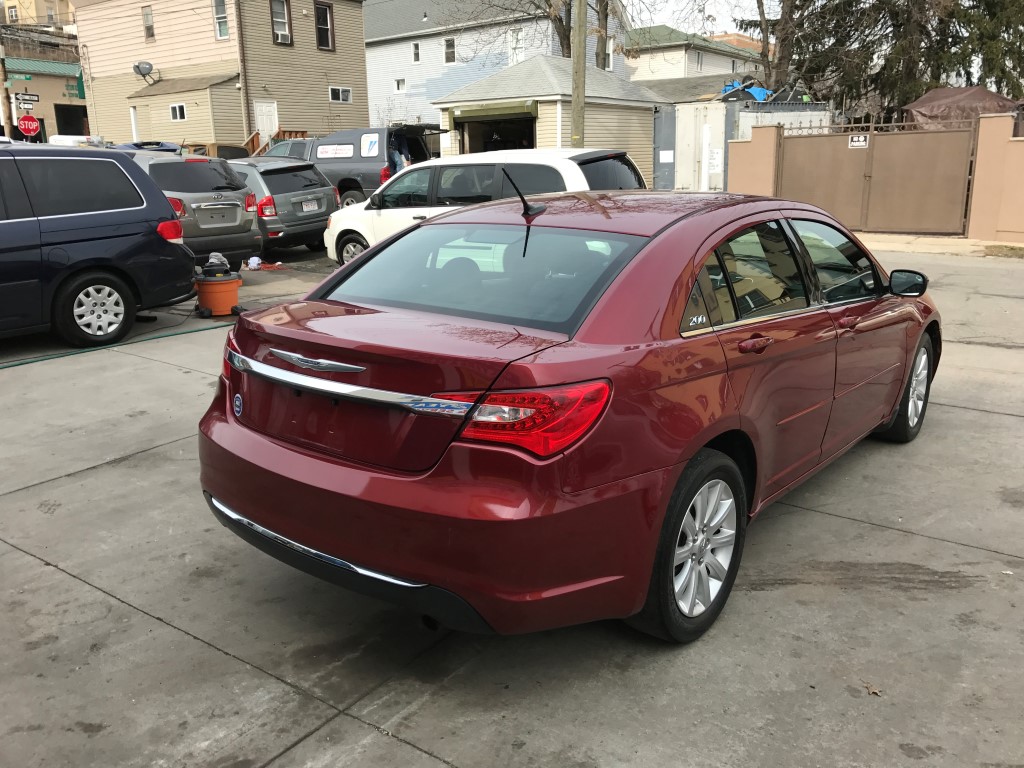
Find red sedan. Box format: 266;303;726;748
199;191;940;643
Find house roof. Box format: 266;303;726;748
363;0;536;43
625;24;758;59
435;55;665;105
128;73;238;99
642;73;760;103
3;56;81;78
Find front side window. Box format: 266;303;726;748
500;164;566;197
141;5;155;39
170;103;187;121
19;159;143;217
715;221;807;319
444;37;456;64
324;225;646;334
213;0;229;39
791;219;878;303
271;0;291;44
380;168;432;208
437;166;495;206
315;1;334;50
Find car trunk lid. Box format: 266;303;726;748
262;165;337;225
149;159;255;237
228;300;567;472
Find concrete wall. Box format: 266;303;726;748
967;114;1024;243
726;123;779;196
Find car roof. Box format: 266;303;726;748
425;190;780;237
229;157;315;172
0;143;131;161
400;148;629;171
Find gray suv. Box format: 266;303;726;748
228;158;339;252
127;152;262;271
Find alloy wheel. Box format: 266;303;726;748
673;479;737;617
73;285;125;337
341;241;365;262
907;347;929;428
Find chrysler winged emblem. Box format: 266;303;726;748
271;348;366;373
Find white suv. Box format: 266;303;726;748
323;149;646;263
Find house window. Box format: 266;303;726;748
329;86;352;104
603;35;614;70
315;2;334;51
444;37;456;64
731;59;737;73
412;42;420;62
213;0;229;39
695;50;704;72
508;28;523;66
754;63;760;72
7;6;18;21
47;5;56;23
271;0;292;45
394;78;406;94
141;6;155;39
170;104;187;121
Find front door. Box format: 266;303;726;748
0;158;43;331
253;101;279;147
369;167;436;242
708;220;838;498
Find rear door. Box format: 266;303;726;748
0;157;43;331
263;164;334;225
148;158;254;239
708;219;837;497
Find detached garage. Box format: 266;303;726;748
434;55;662;184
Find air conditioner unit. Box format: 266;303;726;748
274;32;291;44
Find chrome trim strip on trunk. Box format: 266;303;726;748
226;349;474;417
270;348;366;373
209;496;427;588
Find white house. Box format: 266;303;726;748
363;0;629;131
625;25;761;82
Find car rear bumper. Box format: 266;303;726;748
187;231;264;265
262;217;330;247
198;380;675;634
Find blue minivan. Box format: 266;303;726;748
0;144;195;347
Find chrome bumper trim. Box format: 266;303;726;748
209;496;427;588
226;349;473;417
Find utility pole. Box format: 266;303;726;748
0;43;15;140
570;0;586;148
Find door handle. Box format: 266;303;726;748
837;315;859;330
412;215;427;220
737;335;774;354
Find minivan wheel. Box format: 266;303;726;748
53;271;137;347
339;190;365;207
876;335;933;443
627;448;747;644
337;234;369;264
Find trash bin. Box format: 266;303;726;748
195;273;242;317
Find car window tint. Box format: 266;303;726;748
715;222;808;319
500;164;566;197
324;224;646;335
263;143;291;157
577;156;645;190
0;162;32;219
791;219;878;303
696;261;738;325
681;282;712;333
381;168;432;208
437;165;495;206
263;165;328;194
19;158;143;217
148;160;246;194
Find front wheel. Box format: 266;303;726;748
627;448;747;644
53;271;137;347
337;233;369;264
876;335;933;443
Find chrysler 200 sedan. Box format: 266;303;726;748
199;191;940;643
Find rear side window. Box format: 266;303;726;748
263;165;329;194
0;161;32;219
18;158;143;217
715;222;807;319
577;156;645;190
148;160;246;194
324;224;646;334
436;165;495;206
500;164;566;197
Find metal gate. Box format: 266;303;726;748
777;122;975;234
652;105;676;190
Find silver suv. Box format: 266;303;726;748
127;152;262;271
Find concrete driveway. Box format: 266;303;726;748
1;249;1022;768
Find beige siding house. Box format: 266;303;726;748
4;0;74;25
75;0;368;147
624;25;760;82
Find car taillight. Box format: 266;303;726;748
380;166;391;184
156;219;184;244
436;381;611;458
244;192;257;213
257;195;277;217
167;197;186;218
222;331;241;379
334;188;341;207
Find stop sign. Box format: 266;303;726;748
18;115;41;137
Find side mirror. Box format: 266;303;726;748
369;192;382;209
889;269;928;297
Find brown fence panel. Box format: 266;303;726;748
778;134;869;229
864;130;973;234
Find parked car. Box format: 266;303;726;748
228;158;340;252
114;141;183;153
125;152;262;271
0;144;194;347
261;124;437;207
200;191;941;642
323;149;647;263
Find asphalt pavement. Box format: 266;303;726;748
1;247;1022;768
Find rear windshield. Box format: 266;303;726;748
148;160;246;194
323;224;646;334
263;165;330;195
577;156;646;190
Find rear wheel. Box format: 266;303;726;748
339;190;365;207
876;335;933;443
53;271;137;347
627;448;747;644
337;233;369;264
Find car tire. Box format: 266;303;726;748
337;233;369;264
53;271;137;348
875;335;933;443
627;448;747;644
339;190;366;207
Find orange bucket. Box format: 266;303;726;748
195;274;242;317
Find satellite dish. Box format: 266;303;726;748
133;61;154;77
